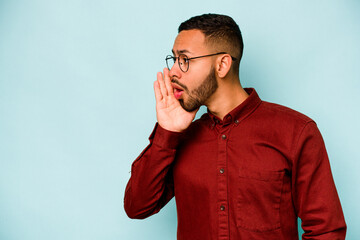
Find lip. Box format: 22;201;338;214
171;83;184;99
174;89;183;99
171;83;184;91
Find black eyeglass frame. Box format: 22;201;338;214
165;52;237;73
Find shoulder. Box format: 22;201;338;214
248;100;319;143
256;100;314;125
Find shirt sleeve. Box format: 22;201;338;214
291;121;347;239
124;123;183;219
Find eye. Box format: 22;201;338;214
179;55;189;64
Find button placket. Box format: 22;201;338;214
217;130;229;239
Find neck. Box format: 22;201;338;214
206;77;249;120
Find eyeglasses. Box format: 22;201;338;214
165;52;236;73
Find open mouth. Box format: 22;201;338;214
171;83;185;99
173;88;184;99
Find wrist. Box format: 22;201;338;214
152;123;184;149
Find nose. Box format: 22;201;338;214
170;58;182;80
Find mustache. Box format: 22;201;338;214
171;79;188;92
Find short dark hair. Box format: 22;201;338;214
178;13;244;74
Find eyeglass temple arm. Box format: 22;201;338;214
188;52;237;61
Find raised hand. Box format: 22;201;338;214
154;68;198;132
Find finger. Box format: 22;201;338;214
154;80;163;102
157;71;168;97
163;68;174;96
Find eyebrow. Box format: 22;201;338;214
172;49;192;55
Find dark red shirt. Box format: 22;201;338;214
124;88;346;240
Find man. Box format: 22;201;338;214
124;14;346;239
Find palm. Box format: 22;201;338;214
156;92;196;132
154;69;198;132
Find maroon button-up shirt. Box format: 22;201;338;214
124;88;346;240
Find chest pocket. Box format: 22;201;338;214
237;168;285;232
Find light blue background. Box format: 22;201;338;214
0;0;359;239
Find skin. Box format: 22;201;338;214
154;29;249;132
176;66;218;112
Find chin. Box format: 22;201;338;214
179;99;202;112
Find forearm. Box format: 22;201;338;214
292;122;346;239
124;123;182;219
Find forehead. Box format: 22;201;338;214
172;29;208;55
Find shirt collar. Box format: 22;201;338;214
205;88;262;127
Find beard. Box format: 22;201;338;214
178;67;218;112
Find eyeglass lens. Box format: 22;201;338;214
166;55;189;72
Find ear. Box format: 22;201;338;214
216;54;232;78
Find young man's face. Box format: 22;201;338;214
170;29;218;112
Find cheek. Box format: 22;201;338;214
184;69;209;91
183;78;200;94
191;59;211;73
189;58;212;75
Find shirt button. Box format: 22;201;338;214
220;168;225;174
222;134;226;140
220;205;225;211
235;119;239;124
